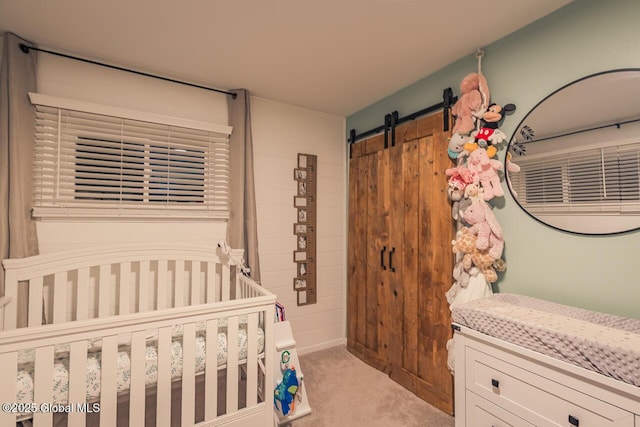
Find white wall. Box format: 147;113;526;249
251;97;346;353
31;51;347;352
34;54;229;253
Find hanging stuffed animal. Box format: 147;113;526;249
447;133;474;160
446;164;476;220
451;73;490;135
461;201;505;260
466;148;504;200
452;227;505;283
464;103;516;158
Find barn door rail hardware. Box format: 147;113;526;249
348;87;456;157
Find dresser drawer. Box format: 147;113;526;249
465;347;634;427
466;391;534;427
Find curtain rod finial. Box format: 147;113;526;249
19;43;31;54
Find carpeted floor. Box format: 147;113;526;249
291;345;455;427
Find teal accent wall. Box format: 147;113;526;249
347;0;640;319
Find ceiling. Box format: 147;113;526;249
0;0;573;117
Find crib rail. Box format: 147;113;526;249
1;243;251;331
0;292;276;426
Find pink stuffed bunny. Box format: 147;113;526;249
461;201;504;260
466;148;504;200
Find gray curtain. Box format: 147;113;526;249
227;89;261;282
1;32;39;328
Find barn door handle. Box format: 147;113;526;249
388;247;396;272
380;246;387;270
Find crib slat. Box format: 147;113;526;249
139;260;150;312
98;264;110;318
207;262;218;304
129;330;146;427
181;322;196;426
263;304;275;426
222;264;230;301
226;316;240;413
33;346;54;425
100;335;118;426
157;259;168;310
175;260;185;308
0;352;17;426
3;270;17;329
118;262;131;315
156;326;172;427
191;261;201;304
28;276;44;327
204;318;219;420
53;271;67;324
68;340;88;427
76;267;89;321
246;312;259;407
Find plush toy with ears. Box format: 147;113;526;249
451;73;490;135
452;227;504;283
463;103;516;158
466;148;504;200
461;200;504;260
448;133;474;160
446;165;476;221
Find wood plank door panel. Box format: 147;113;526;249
388;112;454;415
347;111;453;414
347;136;389;372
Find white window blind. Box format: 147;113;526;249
31;94;231;219
511;141;640;214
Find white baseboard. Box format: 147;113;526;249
297;337;346;356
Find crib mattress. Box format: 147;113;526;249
451;293;640;387
15;319;265;414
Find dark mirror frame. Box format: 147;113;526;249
506;68;640;236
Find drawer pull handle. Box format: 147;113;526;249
568;415;579;426
491;378;500;388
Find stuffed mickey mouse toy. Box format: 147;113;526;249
472;103;516;158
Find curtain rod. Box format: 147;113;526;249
19;43;237;99
519;117;640;144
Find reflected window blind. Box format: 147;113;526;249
511;142;640;214
32;103;230;219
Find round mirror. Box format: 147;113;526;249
506;69;640;235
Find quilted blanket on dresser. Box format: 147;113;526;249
452;293;640;387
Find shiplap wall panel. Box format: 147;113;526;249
34;54;228;255
33;52;347;352
252;97;346;352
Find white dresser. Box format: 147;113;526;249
453;325;640;427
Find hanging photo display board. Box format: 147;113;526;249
293;153;317;306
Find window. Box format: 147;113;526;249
30;93;231;219
511;141;640;214
523;165;563;204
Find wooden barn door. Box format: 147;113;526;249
347;131;391;372
347;111;454;414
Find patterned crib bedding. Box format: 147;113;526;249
451;293;640;387
14;317;265;415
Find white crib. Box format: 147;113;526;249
0;243;276;427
